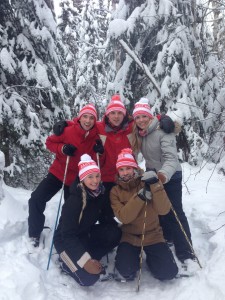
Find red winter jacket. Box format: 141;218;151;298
46;118;101;186
96;117;134;182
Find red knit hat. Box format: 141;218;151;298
133;98;153;119
78;154;100;181
116;148;138;170
105;95;126;116
78;104;97;120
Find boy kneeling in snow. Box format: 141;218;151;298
110;148;178;281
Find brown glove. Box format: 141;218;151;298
157;172;167;184
174;121;182;135
83;259;102;274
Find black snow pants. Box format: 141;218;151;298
115;242;178;281
56;223;122;286
28;173;70;238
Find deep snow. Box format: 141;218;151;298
0;161;225;300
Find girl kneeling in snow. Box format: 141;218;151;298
54;154;121;286
110;148;178;281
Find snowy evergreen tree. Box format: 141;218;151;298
105;0;225;165
58;0;110;117
0;0;71;188
0;150;5;201
198;1;225;170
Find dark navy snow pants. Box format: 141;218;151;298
160;171;193;261
58;223;122;286
115;242;178;280
28;173;70;238
98;182;117;224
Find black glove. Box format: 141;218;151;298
141;170;159;185
159;115;175;134
138;187;152;202
138;170;159;202
62;144;77;156
53;120;68;136
93;139;104;155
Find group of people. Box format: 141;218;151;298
27;95;195;286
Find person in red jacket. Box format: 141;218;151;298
28;104;104;247
96;95;134;224
94;95;179;225
52;95;177;225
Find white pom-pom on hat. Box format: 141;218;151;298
116;148;138;170
139;97;149;104
78;154;100;181
132;97;153;119
105;94;126;116
80;154;92;162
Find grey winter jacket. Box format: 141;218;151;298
141;117;182;182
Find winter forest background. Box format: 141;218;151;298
0;0;225;191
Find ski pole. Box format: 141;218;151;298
47;155;70;270
136;200;148;292
96;152;100;168
170;205;202;269
96;151;109;265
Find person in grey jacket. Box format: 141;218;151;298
131;98;194;263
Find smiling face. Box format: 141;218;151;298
83;172;101;190
107;111;124;127
79;114;95;131
118;166;135;182
134;114;152;130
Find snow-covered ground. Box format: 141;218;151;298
0;162;225;300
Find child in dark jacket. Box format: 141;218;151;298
54;154;121;286
110;148;178;281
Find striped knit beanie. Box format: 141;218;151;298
116;148;138;170
106;95;126;116
78;104;97;120
133;98;153;119
78;154;100;181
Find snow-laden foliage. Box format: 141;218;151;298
0;0;70;188
57;0;110;118
1;0;225;190
105;0;225;165
0;150;5;200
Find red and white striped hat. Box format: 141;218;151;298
133;98;153;119
78;154;100;181
116;148;138;170
106;94;126;116
78;103;97;120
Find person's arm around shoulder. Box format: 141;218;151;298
45;133;65;155
46;126;77;157
53;120;75;136
158;115;182;135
